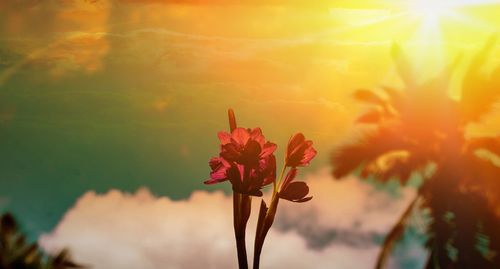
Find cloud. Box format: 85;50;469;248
39;168;426;269
274;169;416;246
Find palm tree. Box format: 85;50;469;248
331;37;500;269
0;213;84;269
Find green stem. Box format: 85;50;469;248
273;165;288;195
255;159;288;269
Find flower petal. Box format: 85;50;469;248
220;144;241;161
287;133;306;156
280;168;297;191
204;177;226;185
227;164;243;189
285;133;317;167
218;131;232;145
294;196;313;203
209;167;227;181
279;181;311;203
250;128;265;146
231;128;250;146
260;142;277;158
239;140;262;166
261;155;277;186
205;157;229;184
300;142;317;166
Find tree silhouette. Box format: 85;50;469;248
332;37;500;269
0;213;84;269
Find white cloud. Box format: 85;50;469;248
39;168;425;269
275;169;416;240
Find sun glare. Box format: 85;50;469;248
409;0;455;24
407;0;496;24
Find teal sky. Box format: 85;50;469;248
0;66;334;236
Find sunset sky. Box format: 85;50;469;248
0;0;499;268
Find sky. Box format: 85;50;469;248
0;0;499;268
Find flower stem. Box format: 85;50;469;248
234;192;250;269
255;160;287;269
227;109;249;269
253;196;279;269
273;165;287;195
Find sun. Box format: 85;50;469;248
382;0;496;78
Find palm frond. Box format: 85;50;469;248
380;86;404;112
370;153;430;184
353;89;387;107
466;154;500;208
0;213;85;269
467;136;500;158
422;54;462;94
461;36;500;122
355;109;384;124
50;249;86;269
331;127;408;179
483;209;500;267
391;44;416;88
420;168;457;268
452;192;490;268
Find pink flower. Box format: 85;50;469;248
219;128;276;167
205;127;277;196
285;133;317;167
278;168;312;203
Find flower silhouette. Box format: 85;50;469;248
204;110;317;269
285;133;317;167
205;127;277;196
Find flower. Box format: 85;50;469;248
278;168;312;203
204;156;231;184
285;133;317;167
219;128;276;167
205;127;277;196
